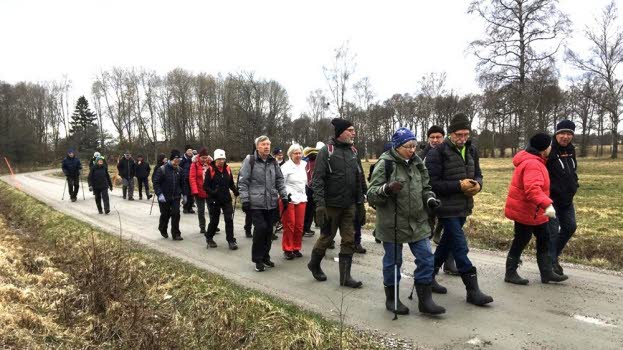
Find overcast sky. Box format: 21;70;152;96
0;0;617;118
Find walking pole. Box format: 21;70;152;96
62;180;67;200
392;193;399;321
80;174;86;200
232;195;238;221
149;192;156;215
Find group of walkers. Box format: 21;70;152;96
61;114;579;317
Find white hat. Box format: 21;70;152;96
315;141;326;149
94;151;101;157
213;149;226;160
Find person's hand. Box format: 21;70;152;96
316;206;328;228
158;194;166;203
464;180;481;197
544;204;556;218
233;188;240;197
357;203;366;226
383;181;403;195
242;202;251;213
281;196;290;209
88;186;93;192
427;197;441;209
460;179;475;193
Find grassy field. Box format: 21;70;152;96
0;181;392;350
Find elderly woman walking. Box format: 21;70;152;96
279;144;308;260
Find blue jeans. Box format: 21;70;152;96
382;239;434;286
434;217;473;273
548;203;577;263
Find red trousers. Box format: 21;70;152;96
279;201;306;252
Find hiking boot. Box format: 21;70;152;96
284;251;295;260
228;242;238;250
537;254;568;283
139;196;143;200
255;262;265;272
200;227;206;234
128;197;134;201
98;208;103;214
328;240;335;249
553;260;564;276
338;254;362;288
354;244;367;254
172;235;183;241
263;259;275;268
160;230;169;238
415;283;446;315
384;285;409;315
147;194;153;200
460;267;494;306
71;197;77;202
303;230;315;237
308;249;327;281
443;255;459;275
431;269;447;294
245;230;252;238
215;227;221;233
105;210;110;215
207;240;217;248
504;256;529;285
293;250;303;258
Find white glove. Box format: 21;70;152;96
158;194;166;203
544;204;556;218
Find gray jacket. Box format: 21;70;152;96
238;151;288;210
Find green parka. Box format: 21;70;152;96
367;149;436;243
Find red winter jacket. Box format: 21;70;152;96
504;150;553;226
189;160;210;199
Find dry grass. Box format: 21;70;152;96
0;181;389;350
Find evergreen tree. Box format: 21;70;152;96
69;96;99;151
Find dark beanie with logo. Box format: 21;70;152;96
447;113;471;134
555;119;575;135
332;118;354;138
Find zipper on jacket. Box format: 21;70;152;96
533;205;539;219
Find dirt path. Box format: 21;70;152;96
3;170;622;349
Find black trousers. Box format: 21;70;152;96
207;201;235;242
93;188;110;212
159;199;181;237
195;196;208;230
303;186;315;231
508;221;550;258
66;176;79;198
244;211;253;234
250;209;277;263
137;177;150;197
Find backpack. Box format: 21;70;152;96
237;153;279;189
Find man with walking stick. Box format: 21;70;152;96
368;128;445;316
62;149;82;202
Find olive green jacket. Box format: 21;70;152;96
367;149;436;243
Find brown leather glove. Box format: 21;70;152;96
384;181;403;195
464;180;481;197
460;179;474;192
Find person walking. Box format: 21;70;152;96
180;145;196;214
547;120;579;277
425;113;493;306
368;127;445;315
152;150;184;241
62;149;82;202
302;143;322;237
203;149;239;250
504;133;568;285
88;151;107;170
353;160;368;254
280;144;307;260
135;154;152;200
88;156;113;214
189;147;212;233
238;136;289;272
117;151;136;200
307;118;365;288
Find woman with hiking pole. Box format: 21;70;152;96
367;128;445;316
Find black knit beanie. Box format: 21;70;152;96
427;125;445;137
447;113;471;134
170;149;182;160
529;133;551;152
556;120;575;135
332;118;354;138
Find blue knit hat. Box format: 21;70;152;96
391;128;417;149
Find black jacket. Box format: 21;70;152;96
152;163;183;201
417;144;434;161
312;137;365;208
89;157;108;170
62;156;82;177
179;154;193;195
203;162;237;204
135;161;151;179
547;140;579;207
88;164;112;190
425;138;483;218
117;158;135;179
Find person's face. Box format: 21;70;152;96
338;126;356;144
450;130;470;148
258;140;271;157
555;132;573;147
137;157;143;162
171;158;180;168
216;158;225;167
186;149;193;156
97;159;104;166
276;152;283;161
396;141;417;159
162;157;168;164
124;154;130;159
541;145;552;158
290;149;302;163
428;133;444;147
200;155;209;164
68;152;74;158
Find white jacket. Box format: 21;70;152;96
281;159;308;204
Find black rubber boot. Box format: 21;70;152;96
537;254;568;283
504;256;529;285
415;283;446;315
384;285;409;315
460;267;493;306
431;268;447;294
338;254;363;288
443;254;459;275
553;260;564;276
354;244;367;254
307;249;327;281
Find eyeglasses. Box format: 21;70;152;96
453;132;470;139
400;143;417;150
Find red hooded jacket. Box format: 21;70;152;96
504;150;553;226
189;160;210;198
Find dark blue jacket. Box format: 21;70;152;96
152;162;183;201
179;154;193;195
547;140;579;208
62;156;82;177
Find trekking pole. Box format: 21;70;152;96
232;195;238;221
80;175;86;200
62;180;67;200
278;194;292;220
149;192;156;215
392;193;399;321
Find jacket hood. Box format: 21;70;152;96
512;150;545;167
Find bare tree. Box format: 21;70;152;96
323;41;357;119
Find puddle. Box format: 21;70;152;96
573;314;618;328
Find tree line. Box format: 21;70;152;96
1;0;622;166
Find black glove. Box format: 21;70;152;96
384;181;403;195
109;185;113;192
357;203;366;226
316;206;328;229
233;188;240;197
281;196;290;209
88;186;93;192
427;197;441;209
242;202;251;213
